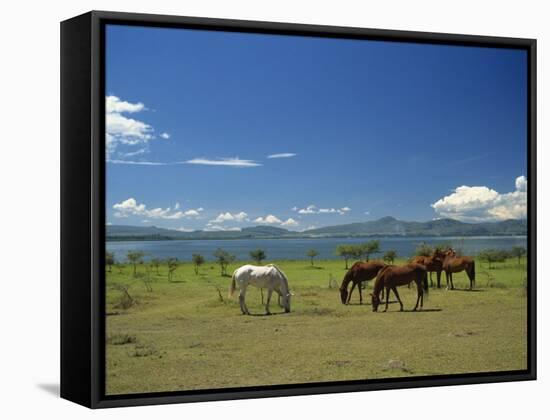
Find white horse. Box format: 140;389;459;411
229;264;292;315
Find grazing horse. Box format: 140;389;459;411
339;261;386;304
370;263;428;312
229;264;292;315
410;249;448;288
441;248;476;290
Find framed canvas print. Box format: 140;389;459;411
60;11;536;408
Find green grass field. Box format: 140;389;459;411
105;257;528;395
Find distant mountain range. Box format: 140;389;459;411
106;216;527;241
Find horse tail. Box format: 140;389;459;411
229;270;236;298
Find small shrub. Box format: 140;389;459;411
112;284;134;309
107;333;136;345
129;343;158;357
328;273;338;289
214;285;224;303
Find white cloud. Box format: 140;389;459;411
107;159;166;165
112;198;204;220
281;218;299;227
431;175;527;222
298;205;317;214
106;95;169;161
210;211;249;224
106;110;152;143
295;204;351;215
119;148;147;158
204;224;242;232
185;157;261;167
176;227;194;232
267;153;297;159
516;175;527;192
106;96;145;113
254;214;283;224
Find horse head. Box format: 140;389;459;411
340;287;348;304
282;292;292;313
433;248;446;261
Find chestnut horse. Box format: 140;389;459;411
410;255;443;288
442;248;476;290
411;249;454;289
370;263;428;312
339;261;386;304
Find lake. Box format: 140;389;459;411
106;236;527;262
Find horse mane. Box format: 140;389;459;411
340;265;357;290
268;264;290;293
373;265;391;295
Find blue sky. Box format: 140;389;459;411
105;24;527;231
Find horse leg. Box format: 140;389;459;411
358;282;363;305
429;272;433;287
413;284;422;311
240;287;250;315
392;287;403;311
450;272;454;290
437;271;441;289
445;271;450;290
260;288;264;304
265;288;273;315
347;282;357;304
238;288;247;315
383;287;390;312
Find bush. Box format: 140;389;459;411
249;249;266;264
478;249;508;269
213;248;236;276
335;244;361;269
415;243;433;257
107;333;136;345
383;249;397;264
111;284;134;309
128;343;159;357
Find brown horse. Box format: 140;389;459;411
340;261;386;304
442;248;476;290
410;255;443;288
370;263;428;312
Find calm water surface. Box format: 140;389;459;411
106;236;527;262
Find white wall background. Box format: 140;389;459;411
0;0;547;418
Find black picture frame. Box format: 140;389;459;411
60;10;537;409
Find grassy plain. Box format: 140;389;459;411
105;257;528;395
